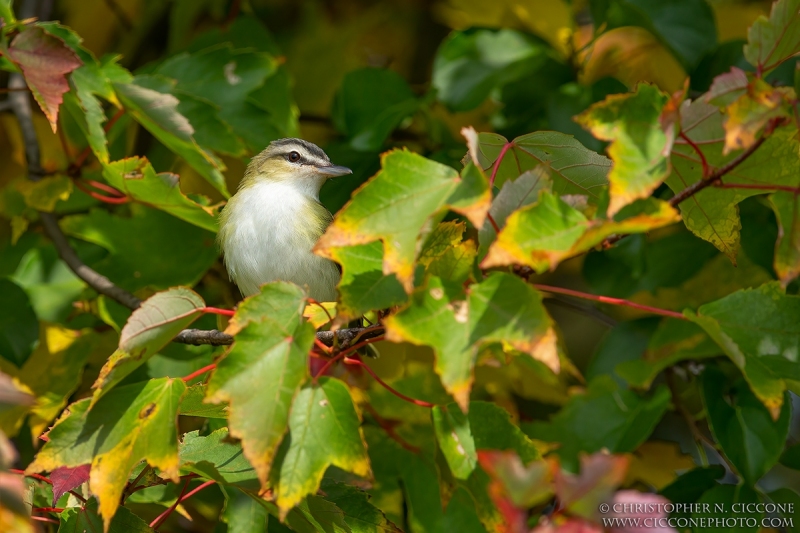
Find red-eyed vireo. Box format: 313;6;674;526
218;138;352;302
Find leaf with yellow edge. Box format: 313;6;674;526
207;282;313;490
419;221;477;285
722;77;793;154
91;288;205;407
686;282;800;418
303;301;336;328
482;191;587;272
667;99;800;260
769;190;800;286
316;149;490;292
27;378;185;530
0;325;100;439
273;377;371;518
575;83;672;216
385;273;558;411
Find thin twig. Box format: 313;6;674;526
533;284;686;320
344;357;435;407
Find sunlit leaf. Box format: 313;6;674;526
102;157;218;232
386;273;558;410
686;282;800;417
743;0;800;74
114;78;229;197
466;130;610;198
316;150;490;292
667;98;800;259
273;377;371;517
722;77;793;154
432;403;477;479
91;287;205;405
206;282;313;489
28;378;185;529
6;26;82;132
575;83;671;216
179;429;258;489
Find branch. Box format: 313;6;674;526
532;284;686;320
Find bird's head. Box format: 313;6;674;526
239;138;352;195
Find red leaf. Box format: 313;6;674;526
51;464;90;505
7;27;82;132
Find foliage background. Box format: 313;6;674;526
0;0;799;532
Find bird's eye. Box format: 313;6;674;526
288;151;301;163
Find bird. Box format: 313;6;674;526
217;138;352;302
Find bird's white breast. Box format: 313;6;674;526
218;180;340;302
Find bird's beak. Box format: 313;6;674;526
315;164;353;177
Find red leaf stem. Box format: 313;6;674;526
182;363;217;382
32;515;60;524
679;131;710;178
344;356;436;408
10;469;52;484
487;212;501;234
73;179;130;204
202;307;235;317
490;142;514;186
312;335;386;380
149;480;216;529
532;284;687;320
32;507;65;513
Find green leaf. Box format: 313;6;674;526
523;376;670;469
114;78;229;197
179;429;259;489
686;282;800;416
102;157;218;232
206;282;313;489
58;498;154;533
386;273;559;410
702;368;790;486
768;488;800;533
466;130;610;198
316;150;490;291
65;57;132;164
90;287;205;405
418;221;477;286
178;383;227;418
596;0;717;70
6;26;82;132
28;378;185;529
333;68;419;151
477;165;552;257
481;190;587;271
432;403;477;479
15;174;72;212
781;443;800;469
744;0;800;74
222;488;269;533
365;427;445;533
0;0;15;24
434;401;542;482
659;466;725;506
432;28;549;112
615;318;720;388
152;43;296;152
667;99;800;260
319;479;403;533
325;242;407;322
693;483;761;533
769;190;800;286
273;377;371;517
60;205;218;291
0;278;38;367
575;83;671;215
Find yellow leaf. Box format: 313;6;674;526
16;174;72;212
581;27;687;93
625;441;695;489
